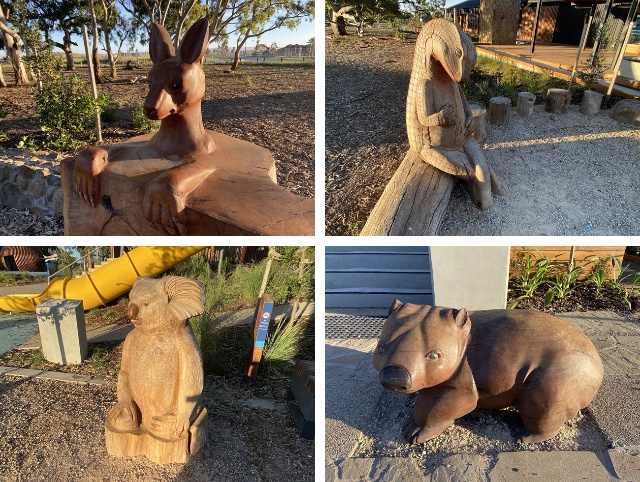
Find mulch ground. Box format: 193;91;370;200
0;62;314;198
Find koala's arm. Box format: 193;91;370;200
175;330;204;430
116;333;134;403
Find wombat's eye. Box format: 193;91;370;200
170;82;182;91
376;346;385;354
455;48;462;58
426;352;439;360
144;302;149;307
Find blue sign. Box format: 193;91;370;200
254;300;274;348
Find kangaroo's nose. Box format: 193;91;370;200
379;365;412;392
127;303;139;320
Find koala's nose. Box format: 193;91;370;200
379;365;412;392
128;303;139;320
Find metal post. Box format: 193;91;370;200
531;0;543;54
81;24;102;142
568;13;593;91
606;22;633;97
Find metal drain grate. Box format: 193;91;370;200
325;315;386;339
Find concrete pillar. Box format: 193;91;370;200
479;0;520;44
430;246;510;310
36;299;87;365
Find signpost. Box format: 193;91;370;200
247;293;274;379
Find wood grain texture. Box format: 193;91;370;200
360;150;455;236
62;131;314;236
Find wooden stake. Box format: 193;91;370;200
81;24;102;142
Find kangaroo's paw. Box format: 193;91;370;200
74;146;109;207
143;181;188;235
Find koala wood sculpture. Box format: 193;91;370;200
105;276;207;464
361;19;504;235
61;18;314;236
373;301;604;445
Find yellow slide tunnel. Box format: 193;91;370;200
0;246;206;313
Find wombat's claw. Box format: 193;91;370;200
402;417;424;444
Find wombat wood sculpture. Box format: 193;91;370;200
373;301;603;445
105;276;208;464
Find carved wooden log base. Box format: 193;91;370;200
62;131;314;236
545;88;571;115
488;96;511;126
360;150;455;236
105;406;208;464
516;92;536;117
468;102;487;144
580;89;603;116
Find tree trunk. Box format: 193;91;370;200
62;26;75;71
331;11;348;36
0;66;6;87
360;150;455;236
0;5;28;85
231;37;249;71
89;0;107;83
100;18;117;79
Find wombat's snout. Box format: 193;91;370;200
128;303;139;320
379;365;412;392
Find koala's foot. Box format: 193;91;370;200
74;146;109;207
402;416;453;444
108;402;139;431
148;412;189;439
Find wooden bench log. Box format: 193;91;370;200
545;88;571;114
488;96;511;126
61;131;314;236
360;150;455;236
516;92;536;117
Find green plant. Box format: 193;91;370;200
509;251;556;308
99;94;120;123
27;50;106;151
132;103;160;133
544;262;583;306
591;267;608;299
244;75;253;86
262;317;304;365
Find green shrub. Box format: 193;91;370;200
132;103;160;133
27;50;106;151
99;94;120;123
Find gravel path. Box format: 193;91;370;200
325;34;640;236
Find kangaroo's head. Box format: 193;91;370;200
144;18;209;121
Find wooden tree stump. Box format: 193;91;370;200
468;102;487;144
580;89;603;116
360;150;455;236
516;92;536;117
545;88;571;114
488;96;511;126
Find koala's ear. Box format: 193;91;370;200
132;276;145;287
388;299;403;316
163;276;205;321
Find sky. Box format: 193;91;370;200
47;5;315;55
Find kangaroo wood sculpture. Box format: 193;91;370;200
73;18;213;235
407;18;503;209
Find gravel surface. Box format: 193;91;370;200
0;373;313;482
325;34;640;236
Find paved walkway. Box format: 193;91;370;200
326;310;640;481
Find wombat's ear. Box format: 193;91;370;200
388;299;403;315
179;18;209;64
149;22;176;64
453;308;470;330
163;276;205;321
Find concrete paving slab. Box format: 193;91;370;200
608;447;640;481
489;451;617;481
326;338;381;459
589;375;640;447
430;453;493;482
0;366;106;385
0;313;38;356
328;457;424;481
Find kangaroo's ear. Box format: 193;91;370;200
179;18;209;64
149;22;176;64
